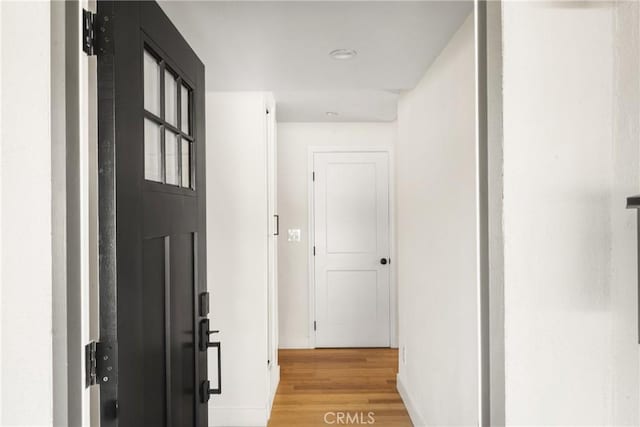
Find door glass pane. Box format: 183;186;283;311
144;119;162;182
165;130;179;185
143;50;160;116
181;84;190;134
164;70;177;126
181;140;190;188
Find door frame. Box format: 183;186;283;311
52;1;99;425
307;146;396;349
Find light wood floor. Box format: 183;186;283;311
268;348;413;426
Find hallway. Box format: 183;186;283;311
268;349;412;426
5;1;640;426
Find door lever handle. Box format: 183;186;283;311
200;319;220;351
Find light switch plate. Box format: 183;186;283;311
288;229;301;242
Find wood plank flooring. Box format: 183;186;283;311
268;348;413;426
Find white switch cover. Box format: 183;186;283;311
288;229;301;242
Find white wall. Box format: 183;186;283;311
207;92;275;426
501;2;639;425
276;122;396;349
395;14;478;427
0;1;54;425
611;3;640;423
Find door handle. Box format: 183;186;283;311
274;214;280;236
200;341;222;402
200;319;220;351
200;318;222;402
380;258;389;265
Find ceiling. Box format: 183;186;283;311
159;1;473;122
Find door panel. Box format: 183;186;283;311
169;233;196;427
142;237;167;426
97;2;208;425
314;152;390;348
326;163;378;253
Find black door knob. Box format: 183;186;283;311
380;258;388;265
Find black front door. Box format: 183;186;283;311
96;2;209;425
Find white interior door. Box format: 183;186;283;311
266;97;278;371
313;151;390;348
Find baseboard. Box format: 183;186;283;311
396;374;426;427
277;343;313;349
267;364;281;416
208;406;268;427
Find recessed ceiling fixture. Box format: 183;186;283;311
326;112;339;117
329;49;357;60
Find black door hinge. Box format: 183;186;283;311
312;171;315;181
85;340;117;388
313;246;316;256
82;9;96;55
85;341;97;386
82;9;113;56
314;321;317;331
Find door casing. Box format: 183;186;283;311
307;146;396;349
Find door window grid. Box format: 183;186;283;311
143;47;194;189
